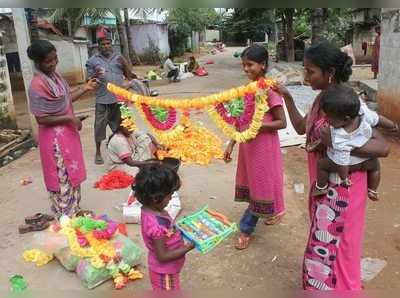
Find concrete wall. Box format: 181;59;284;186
0;32;17;128
378;8;400;123
191;31;200;52
0;16;18;53
205;29;220;42
128;23;170;58
39;33;89;85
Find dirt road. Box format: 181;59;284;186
0;47;399;291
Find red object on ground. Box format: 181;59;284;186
118;223;128;236
195;67;208;76
94;170;135;190
205;60;214;64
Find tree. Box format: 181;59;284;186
167;8;221;56
292;8;353;46
221;8;274;44
311;8;328;44
123;9;137;64
276;9;295;62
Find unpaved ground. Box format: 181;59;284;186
0;47;399;291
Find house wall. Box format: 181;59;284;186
378;8;400;123
0;31;17;128
128;23;170;58
205;29;220;42
39;33;89;84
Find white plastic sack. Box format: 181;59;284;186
122;191;182;224
177;72;194;80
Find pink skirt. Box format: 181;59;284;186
149;270;180;291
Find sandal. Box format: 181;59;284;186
312;182;329;197
25;213;55;225
18;220;50;234
235;234;251;250
368;189;379;201
264;214;284;225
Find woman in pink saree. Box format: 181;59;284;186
272;42;390;290
27;40;98;218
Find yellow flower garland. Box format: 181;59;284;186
23;249;53;266
107;81;259;109
134;100;185;144
207;92;268;143
107;78;275;143
156;117;224;165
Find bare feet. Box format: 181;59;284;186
235;233;251;250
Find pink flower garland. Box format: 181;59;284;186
141;103;177;131
214;92;256;128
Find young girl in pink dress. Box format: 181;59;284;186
224;45;287;250
135;164;195;290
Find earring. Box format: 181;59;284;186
328;76;332;84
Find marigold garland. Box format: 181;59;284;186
22;215;143;290
107;80;263;109
207;92;268;143
108;78;276;143
215;92;255;127
120;105;137;132
134;99;184;143
141;103;177;131
156;115;224;165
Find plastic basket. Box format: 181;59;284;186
175;205;237;254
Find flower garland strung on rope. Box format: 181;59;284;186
107;81;260;109
156;113;224;165
140;103;177;131
207;79;271;143
108;78;276;143
215;93;255;127
119;105;136;132
134;100;184;144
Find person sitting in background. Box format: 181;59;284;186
187;56;200;73
163;55;180;82
107;120;163;176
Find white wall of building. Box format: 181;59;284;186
129;23;170;57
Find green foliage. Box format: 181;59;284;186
221;8;274;44
290;8;353;46
293;9;312;36
323;8;353;46
167;8;221;56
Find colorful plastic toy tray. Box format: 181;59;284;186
175;205;237;254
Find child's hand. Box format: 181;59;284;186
186;242;196;251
